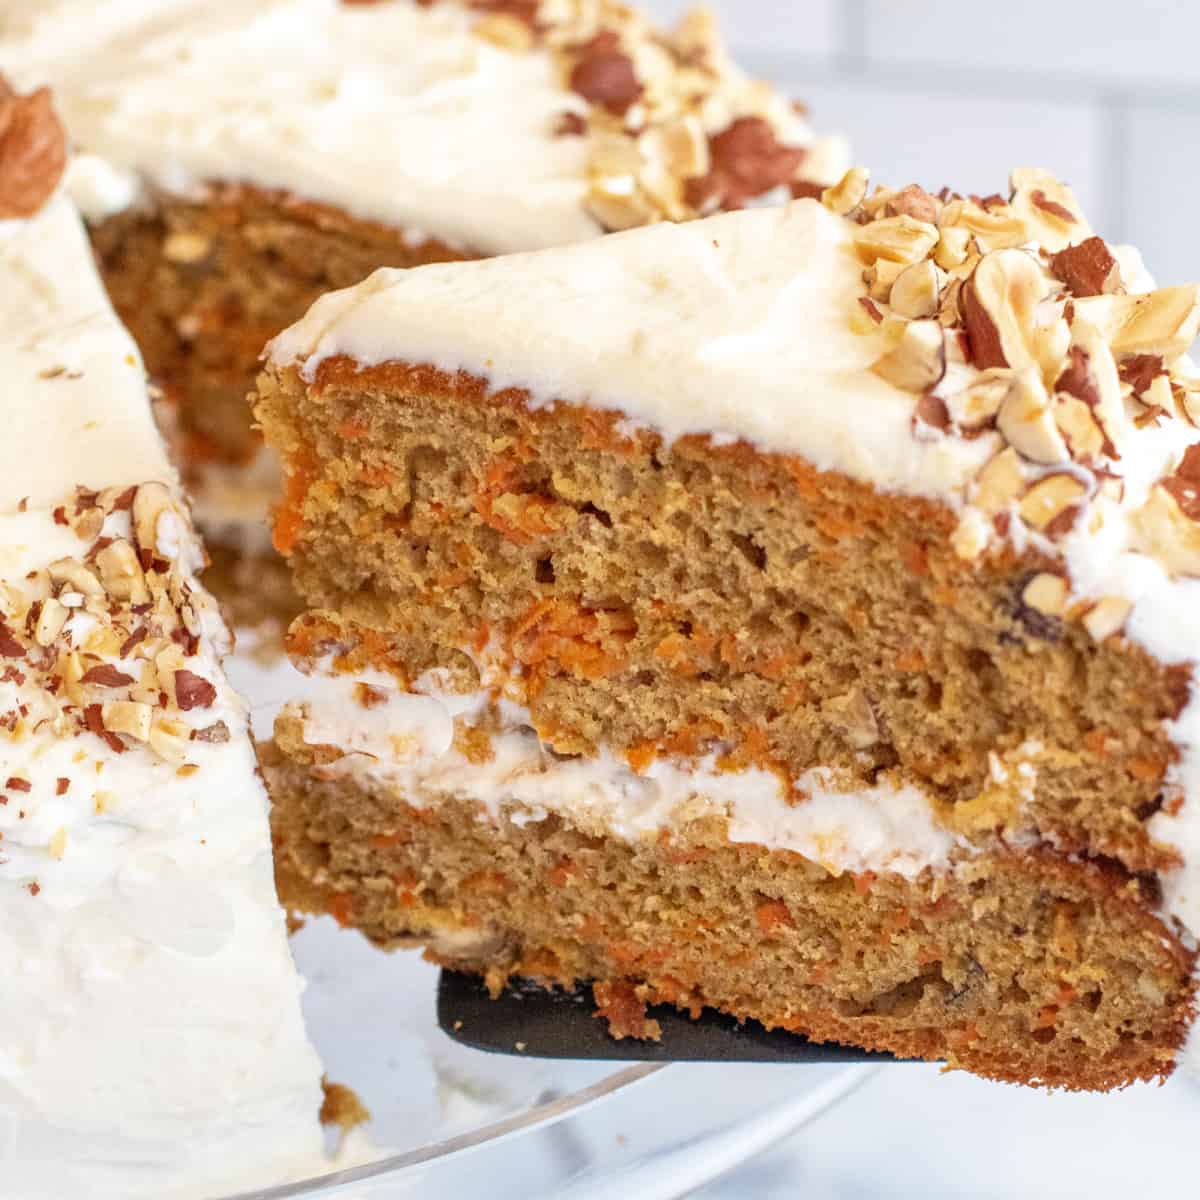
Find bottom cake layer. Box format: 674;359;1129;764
264;731;1195;1091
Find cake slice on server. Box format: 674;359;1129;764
0;0;845;623
0;83;323;1197
256;165;1200;1091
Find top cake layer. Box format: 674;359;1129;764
0;0;844;254
266;168;1200;944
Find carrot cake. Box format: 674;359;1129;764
257;167;1200;1091
0;81;323;1196
0;0;845;624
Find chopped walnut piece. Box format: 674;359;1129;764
0;78;67;218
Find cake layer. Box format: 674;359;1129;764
0;147;323;1193
261;359;1185;877
265;690;1195;1091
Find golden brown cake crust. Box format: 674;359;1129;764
255;358;1190;875
261;738;1196;1092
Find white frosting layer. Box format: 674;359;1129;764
0;0;835;257
0;197;172;514
289;669;962;880
0;197;324;1196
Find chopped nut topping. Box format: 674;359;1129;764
1082;597;1133;641
961;250;1049;371
1050;237;1123;298
0;76;67;219
870;319;946;393
821;167;869;216
1018;473;1088;532
1022;573;1069;617
997;369;1069;465
888;260;942;320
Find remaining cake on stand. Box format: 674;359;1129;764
0;0;845;625
0;80;324;1197
256;167;1200;1091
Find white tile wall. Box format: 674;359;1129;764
643;0;840;60
640;0;1200;284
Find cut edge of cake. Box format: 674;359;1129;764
255;167;1200;1091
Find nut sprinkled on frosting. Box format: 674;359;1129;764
404;1;829;231
0;484;231;769
0;74;67;219
827;165;1200;604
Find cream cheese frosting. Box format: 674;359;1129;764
287;667;964;880
0;0;842;256
0;195;324;1196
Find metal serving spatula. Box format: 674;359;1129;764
437;971;907;1064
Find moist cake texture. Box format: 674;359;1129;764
257;168;1200;1090
0;84;323;1196
0;0;845;606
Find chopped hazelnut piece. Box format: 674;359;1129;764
1082;597;1133;641
997;369;1070;465
821;167;869;216
1132;485;1200;578
871;320;946;393
1022;573;1069;617
974;448;1026;514
33;597;69;647
1018;473;1088;532
961;249;1050;372
102;700;152;742
889;260;942;319
47;558;104;597
96;539;150;604
1050;237;1123;298
853;215;939;268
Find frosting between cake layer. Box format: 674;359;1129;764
0;193;325;1196
0;0;839;256
286;667;964;881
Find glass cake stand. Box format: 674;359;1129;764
220;647;873;1199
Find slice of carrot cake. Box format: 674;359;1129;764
0;82;323;1196
256;167;1200;1091
0;0;845;623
